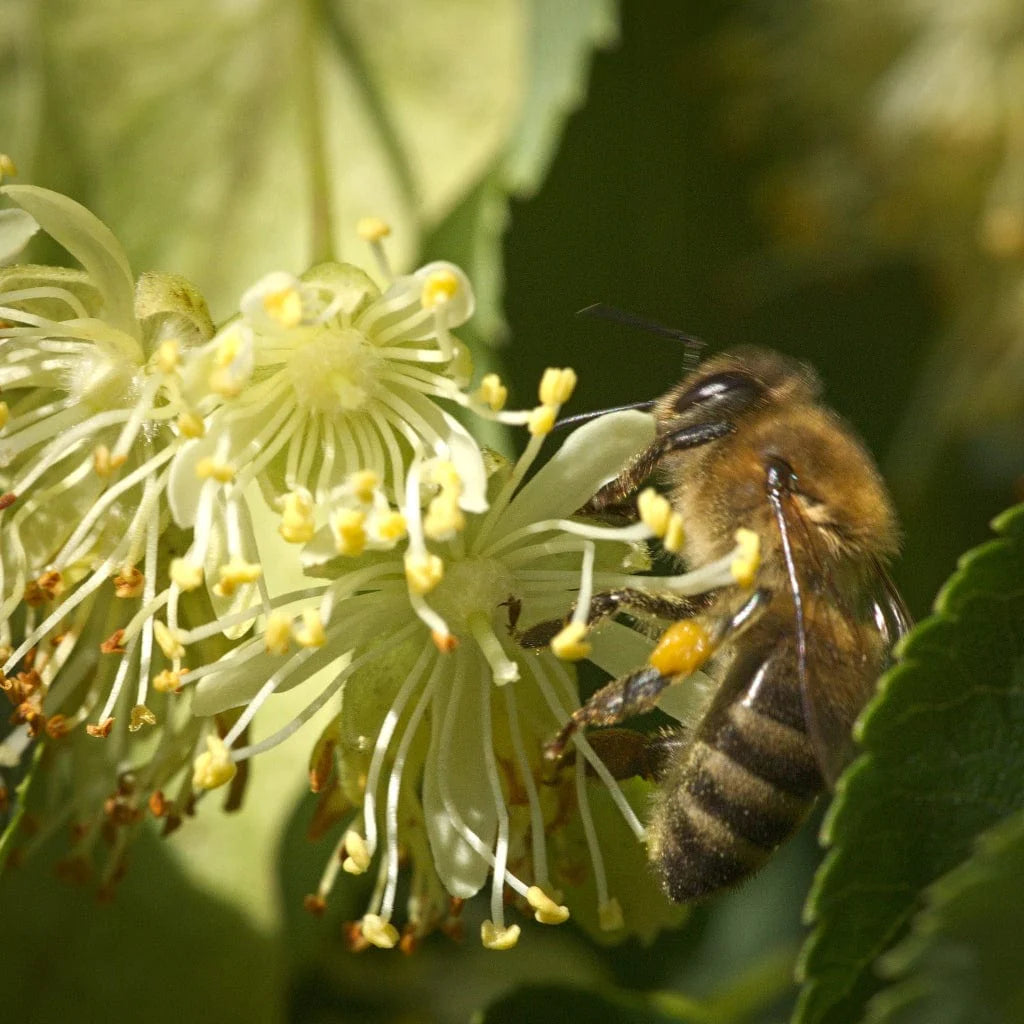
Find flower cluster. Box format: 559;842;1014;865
0;184;759;946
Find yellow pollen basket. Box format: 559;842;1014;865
649;620;714;677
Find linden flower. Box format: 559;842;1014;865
0;186;238;883
182;386;758;950
169;254;483;528
0;186;215;749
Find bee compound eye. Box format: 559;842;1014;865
671;371;763;417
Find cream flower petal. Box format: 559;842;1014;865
1;184;136;336
0;207;38;261
421;658;498;899
496;410;655;538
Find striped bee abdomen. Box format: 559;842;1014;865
647;638;823;902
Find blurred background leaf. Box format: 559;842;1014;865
866;808;1024;1024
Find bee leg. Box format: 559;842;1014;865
565;725;688;782
544;589;771;763
518;588;717;650
544;664;674;762
581;421;735;515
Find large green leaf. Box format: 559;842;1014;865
795;504;1024;1024
1;0;615;324
865;808;1024;1024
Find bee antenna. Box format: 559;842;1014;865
577;303;707;372
553;400;655;432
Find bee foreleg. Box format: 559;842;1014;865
581;421;735;515
544;665;673;762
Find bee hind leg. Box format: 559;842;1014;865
543;665;675;763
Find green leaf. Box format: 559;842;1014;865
864;808;1024;1024
1;824;285;1022
795;505;1024;1024
2;0;615;324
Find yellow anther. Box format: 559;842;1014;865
356;216;391;242
192;734;237;791
264;610;292;655
480;921;521;950
128;704;157;732
599;898;624;932
342;830;371;874
637;488;672;536
404;551;444;595
526;886;570;925
176;410;206;438
152;669;185;693
279;490;316;544
527;404;557;437
421;267;460;310
93;445;127;478
476;373;507;412
375;510;407;542
731;528;760;588
213;559;262;598
348;469;380;503
293;608;326;648
333;508;367;557
550;621;592;661
209;326;249;397
170;558;204;591
0;154;16;182
432;630;459;652
538;367;577;406
663;512;685;554
213;327;242;367
263;284;303;328
154;338;180;375
423;493;465;540
649;620;714;678
195;456;235;483
0;402;8;430
113;566;145;599
153;620;186;660
361;914;399;949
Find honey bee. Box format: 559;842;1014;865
540;346;911;901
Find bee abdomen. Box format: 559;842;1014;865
649;705;821;901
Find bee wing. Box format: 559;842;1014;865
768;488;911;788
